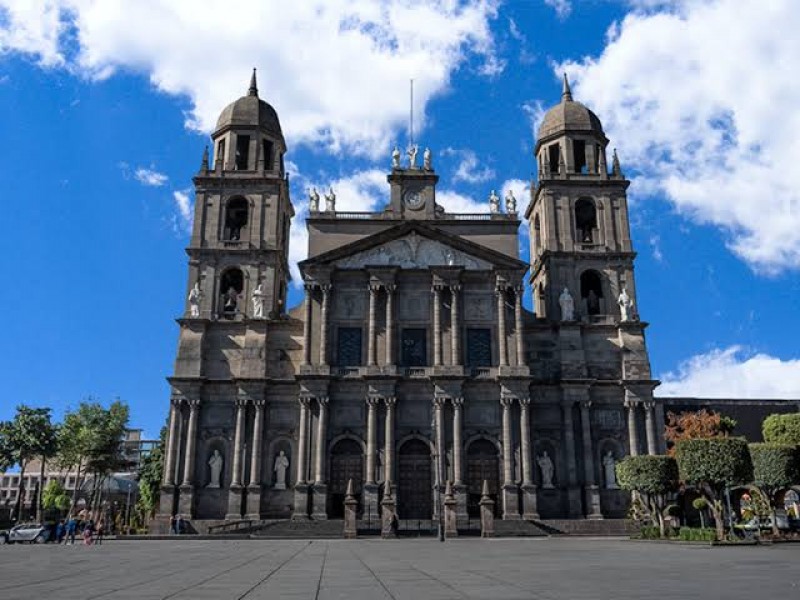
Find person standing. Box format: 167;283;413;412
66;517;77;545
55;520;65;544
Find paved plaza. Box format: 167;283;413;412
0;538;796;599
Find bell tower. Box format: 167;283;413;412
526;75;636;323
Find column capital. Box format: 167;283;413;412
186;398;201;410
320;283;332;294
432;282;446;293
299;396;312;409
449;283;462;293
642;400;656;411
385;283;396;294
369;282;382;292
252;398;267;409
303;282;317;293
518;396;531;407
170;396;184;408
624;398;640;409
384;396;397;408
500;396;513;409
580;399;592;410
433;396;447;409
366;396;380;407
451;396;464;408
234;397;248;409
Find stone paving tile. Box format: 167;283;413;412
1;538;799;600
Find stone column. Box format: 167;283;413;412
363;397;380;523
319;285;331;366
500;396;519;519
302;284;313;366
452;396;467;519
514;286;525;366
385;285;395;366
433;285;443;366
226;397;247;519
178;398;200;518
625;398;640;457
496;284;508;367
246;398;266;519
384;397;396;484
312;396;329;519
580;399;603;519
643;400;658;456
561;398;582;517
367;284;379;367
163;398;181;486
450;285;461;366
433;396;446;519
292;397;311;519
519;396;539;520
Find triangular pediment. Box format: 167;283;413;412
300;222;527;273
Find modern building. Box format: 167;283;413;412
158;72;797;530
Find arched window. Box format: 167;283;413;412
220;268;244;316
533;214;542;254
223;197;248;241
580;270;603;316
575;198;597;243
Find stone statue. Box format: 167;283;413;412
587;289;600;315
392;145;401;168
273;450;289;490
489;189;500;213
309;187;320;212
559;287;574;321
223;286;239;313
618;287;633;322
188;282;202;317
325;187;336;212
207;449;223;488
505;189;517;214
407;144;418;169
251;284;265;319
444;249;455;266
376;449;385;483
423;147;432;170
537;451;555;489
603;451;618;489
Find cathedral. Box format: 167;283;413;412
157;71;666;529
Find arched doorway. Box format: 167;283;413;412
328;438;363;518
397;439;432;519
466;439;500;517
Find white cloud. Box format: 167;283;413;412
558;0;800;273
171;190;193;235
0;1;500;157
134;167;168;187
658;346;800;400
544;0;572;20
445;148;495;184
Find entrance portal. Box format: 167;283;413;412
328;438;363;518
397;439;432;519
466;438;500;517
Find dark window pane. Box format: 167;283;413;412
401;329;427;366
337;327;362;366
466;328;492;367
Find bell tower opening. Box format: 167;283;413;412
575;198;597;243
580;270;603;316
223;197;248;241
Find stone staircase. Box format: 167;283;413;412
248;519;344;539
494;519;550;537
536;518;635;536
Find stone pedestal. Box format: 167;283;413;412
158;484;177;517
311;484;328;520
444;489;458;538
177;484;194;519
381;494;397;539
292;483;310;520
585;485;604;520
521;484;540;520
362;483;379;527
344;492;358;539
567;486;583;518
226;485;244;520
480;482;495;538
501;484;520;520
245;484;262;520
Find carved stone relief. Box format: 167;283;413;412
335;235;489;270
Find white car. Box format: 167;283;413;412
5;523;50;544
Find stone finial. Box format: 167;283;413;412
481;479;490;498
561;73;573;102
384;479;392;499
248;68;258;97
200;145;209;173
345;478;354;499
612;148;623;178
598;146;608;176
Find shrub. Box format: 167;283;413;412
678;527;715;542
762;414;800;446
617;455;679;538
749;443;800;534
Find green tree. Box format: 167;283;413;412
616;455;679;537
676;438;753;540
762;414;800;446
41;479;71;511
55;400;130;517
0;406;59;521
136;425;166;525
749;443;800;534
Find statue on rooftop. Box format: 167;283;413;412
489;189;500;213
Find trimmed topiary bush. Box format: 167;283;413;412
616;455;679;538
762;414;800;446
749;443;800;534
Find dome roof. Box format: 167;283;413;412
537;75;604;141
214;70;284;142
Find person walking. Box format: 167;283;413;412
66;517;77;545
95;521;104;545
55;520;65;544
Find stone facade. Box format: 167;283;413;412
157;73;665;528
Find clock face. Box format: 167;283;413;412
404;189;424;209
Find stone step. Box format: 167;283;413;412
249;519;344;539
494;519;550;537
536;518;635;536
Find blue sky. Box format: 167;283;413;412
1;0;799;439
